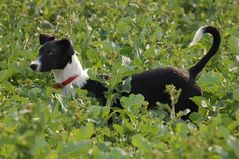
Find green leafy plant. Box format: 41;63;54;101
0;0;239;158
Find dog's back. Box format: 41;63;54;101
130;67;201;107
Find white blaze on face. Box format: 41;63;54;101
30;57;42;71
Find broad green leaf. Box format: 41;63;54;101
109;148;128;159
0;135;27;146
109;63;124;89
0;69;12;82
31;136;55;159
120;94;144;115
68;123;94;141
189;112;204;123
58;140;92;159
131;134;152;151
226;135;239;157
236;109;239;121
208;145;228;159
116;17;132;34
197;71;224;87
232;88;239;102
113;124;124;135
144;46;156;59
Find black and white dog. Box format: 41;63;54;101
30;26;220;119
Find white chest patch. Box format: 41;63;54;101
52;54;89;95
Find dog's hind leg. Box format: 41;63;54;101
176;98;199;120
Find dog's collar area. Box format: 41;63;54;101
53;75;79;89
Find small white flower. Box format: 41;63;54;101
121;56;131;66
236;55;239;63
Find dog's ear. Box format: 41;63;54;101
57;39;74;56
39;33;55;45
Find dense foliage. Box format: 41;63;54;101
0;0;239;158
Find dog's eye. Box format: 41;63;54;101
48;50;55;56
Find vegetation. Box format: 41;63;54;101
0;0;239;158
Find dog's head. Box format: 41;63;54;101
30;34;74;72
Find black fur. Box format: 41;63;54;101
82;26;221;119
37;38;74;72
39;33;55;45
82;79;108;105
189;26;221;78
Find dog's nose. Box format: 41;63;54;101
30;64;38;70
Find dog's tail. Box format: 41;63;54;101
188;26;221;78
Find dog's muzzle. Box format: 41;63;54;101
30;63;38;70
30;58;41;71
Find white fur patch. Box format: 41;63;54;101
189;27;205;47
30;57;42;71
52;54;89;95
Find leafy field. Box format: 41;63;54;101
0;0;239;158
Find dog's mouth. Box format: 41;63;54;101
29;63;50;72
